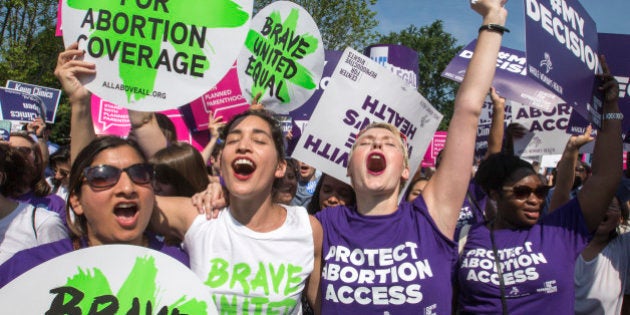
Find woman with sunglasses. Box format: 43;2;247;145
0;136;188;287
456;58;622;314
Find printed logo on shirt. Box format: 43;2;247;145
424;304;437;315
461;241;548;287
322;242;434;307
536;280;558;294
204;257;305;314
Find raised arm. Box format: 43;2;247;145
548;125;593;212
54;42;96;163
423;0;507;239
484;87;506;158
200;111;225;163
127;110;167;159
577;56;623;232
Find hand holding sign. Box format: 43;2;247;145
54;42;95;105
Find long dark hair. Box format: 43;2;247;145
474;153;536;196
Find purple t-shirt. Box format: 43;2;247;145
456;182;488;231
457;198;591;314
315;195;457;314
0;235;189;288
14;192;67;226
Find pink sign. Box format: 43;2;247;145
421;131;447;167
187;64;249;131
91;95;206;151
55;0;62;37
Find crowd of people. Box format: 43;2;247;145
0;0;628;314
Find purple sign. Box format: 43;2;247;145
364;44;419;89
525;0;599;124
442;39;562;111
5;81;61;124
598;33;630;136
0;87;46;123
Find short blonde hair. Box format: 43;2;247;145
351;122;409;168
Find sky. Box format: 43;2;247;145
372;0;630;51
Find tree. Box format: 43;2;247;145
253;0;379;51
379;21;462;130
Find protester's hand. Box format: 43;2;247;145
191;182;227;219
567;124;594;150
285;129;293;141
489;87;506;111
597;55;619;105
250;92;264;111
208;111;225;140
470;0;508;24
27;117;46;138
506;122;527;139
54;42;95;104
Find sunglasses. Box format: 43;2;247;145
83;164;153;189
502;185;550;199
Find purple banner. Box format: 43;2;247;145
6;81;61;124
364;44;419;89
598;33;630;136
525;0;599;124
442;39;562;111
0;87;46;123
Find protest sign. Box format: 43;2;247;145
0;87;46;123
91;95;203;150
0;121;11;141
6;80;61;123
237;1;324;114
421;131;447;168
187;63;249;132
442;40;562;112
525;0;599;123
598;33;630;135
61;0;253;111
0;245;218;314
512;102;573;157
365;44;419;89
293;47;442;186
475;96;513;158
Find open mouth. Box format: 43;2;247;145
114;203;139;227
367;152;386;174
232;158;256;177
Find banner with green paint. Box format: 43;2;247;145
61;0;253;111
0;245;218;314
237;1;324;114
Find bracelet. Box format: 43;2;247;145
479;24;510;35
603;112;624;121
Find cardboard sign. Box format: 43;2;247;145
512;102;573;157
292;47;442;186
442;40;562;112
187;63;249;132
61;0;253;111
0;87;46;123
525;0;600;123
237;1;324;114
6;80;62;123
0;245;218;314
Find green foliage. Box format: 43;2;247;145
254;0;379;51
378;21;462;130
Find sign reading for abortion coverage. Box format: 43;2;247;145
237;1;324;114
512;102;573;157
442;40;562;112
525;0;599;123
61;0;253;111
6;80;61;123
0;87;46;123
0;245;218;314
293;47;442;186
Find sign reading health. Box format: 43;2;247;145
0;245;218;314
61;0;253;111
525;0;599;123
442;40;562;112
6;80;62;123
292;47;442;186
0;87;46;123
237;1;324;114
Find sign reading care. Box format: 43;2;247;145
292;47;442;186
61;0;253;111
237;1;324;114
0;245;218;314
